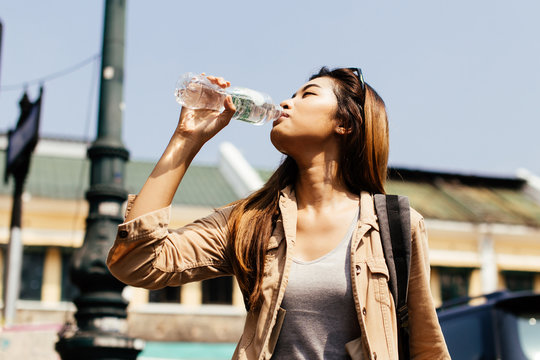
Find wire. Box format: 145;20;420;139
0;53;101;91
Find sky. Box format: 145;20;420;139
0;1;539;177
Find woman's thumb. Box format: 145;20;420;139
219;95;236;123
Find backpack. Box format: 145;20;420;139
374;194;412;360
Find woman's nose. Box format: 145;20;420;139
280;98;292;109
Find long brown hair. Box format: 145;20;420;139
228;67;389;309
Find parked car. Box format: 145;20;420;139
437;291;540;359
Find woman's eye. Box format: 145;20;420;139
302;92;315;98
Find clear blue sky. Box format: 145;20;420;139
1;1;539;176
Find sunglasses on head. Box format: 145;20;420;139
348;67;366;115
350;68;365;93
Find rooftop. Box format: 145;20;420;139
0;152;238;208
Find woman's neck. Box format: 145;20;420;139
294;158;357;212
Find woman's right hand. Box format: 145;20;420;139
175;75;236;144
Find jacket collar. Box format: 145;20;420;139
278;186;297;245
359;191;379;231
279;185;295;202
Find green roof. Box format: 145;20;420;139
0;151;237;208
386;168;540;227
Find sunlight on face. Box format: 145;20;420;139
270;77;339;156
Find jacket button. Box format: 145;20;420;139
355;264;361;275
118;230;128;238
362;307;367;316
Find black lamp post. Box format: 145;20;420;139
55;1;143;358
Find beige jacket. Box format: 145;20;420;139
107;188;450;360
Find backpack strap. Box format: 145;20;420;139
374;194;411;359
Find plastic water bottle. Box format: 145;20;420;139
174;73;282;126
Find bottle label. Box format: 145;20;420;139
232;96;255;123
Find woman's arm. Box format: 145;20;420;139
107;203;235;289
107;76;237;288
125;75;236;221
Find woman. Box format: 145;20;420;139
107;67;450;359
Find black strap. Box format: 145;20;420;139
374;194;411;359
386;196;409;306
386;195;410;359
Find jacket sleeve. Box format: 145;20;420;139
106;195;235;290
407;209;451;360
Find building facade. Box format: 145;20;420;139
1;135;540;348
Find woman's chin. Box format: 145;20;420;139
270;128;281;147
270;128;288;154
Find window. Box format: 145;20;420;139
149;287;181;303
60;250;80;301
202;277;233;305
503;271;535;292
438;267;473;303
19;247;45;300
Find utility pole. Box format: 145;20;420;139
3;94;32;328
3;88;42;327
56;1;143;359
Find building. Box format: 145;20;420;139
385;167;540;304
1;135;540;357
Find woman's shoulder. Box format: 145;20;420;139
409;206;425;232
205;203;237;223
409;206;423;223
216;203;237;214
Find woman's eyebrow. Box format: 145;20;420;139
292;83;322;98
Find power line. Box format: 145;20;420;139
0;53;101;92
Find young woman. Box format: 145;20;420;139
107;67;450;359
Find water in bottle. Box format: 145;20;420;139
175;73;282;126
175;73;227;111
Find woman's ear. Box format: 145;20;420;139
335;124;352;135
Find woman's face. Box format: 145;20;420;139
270;76;341;157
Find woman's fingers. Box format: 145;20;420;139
206;75;230;88
175;75;235;141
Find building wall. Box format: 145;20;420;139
426;219;540;306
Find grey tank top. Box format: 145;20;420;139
271;210;361;359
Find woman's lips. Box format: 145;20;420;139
273;112;289;126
